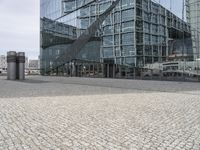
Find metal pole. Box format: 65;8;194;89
182;0;185;81
197;32;200;80
170;0;172;11
107;64;109;78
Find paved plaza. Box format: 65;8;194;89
0;76;200;150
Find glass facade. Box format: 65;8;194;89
40;0;192;75
101;1;136;66
40;0;102;74
186;0;200;60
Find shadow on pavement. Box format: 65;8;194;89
0;76;200;98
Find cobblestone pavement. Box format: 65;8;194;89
0;76;200;150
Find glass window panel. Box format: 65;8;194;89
121;33;134;45
122;9;134;22
103;36;113;46
103;47;113;57
122;21;134;32
122;46;135;56
103;26;113;35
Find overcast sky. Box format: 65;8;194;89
0;0;40;59
155;0;184;18
0;0;183;59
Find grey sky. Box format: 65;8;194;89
0;0;183;59
155;0;184;18
0;0;40;59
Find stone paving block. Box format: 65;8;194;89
0;76;200;149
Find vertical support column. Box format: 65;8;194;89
119;65;122;78
63;64;65;76
80;65;83;77
56;67;58;76
88;64;91;77
7;51;17;80
102;64;104;78
107;64;109;78
97;64;99;78
71;60;76;77
93;64;95;77
113;64;115;78
17;52;25;80
77;64;79;77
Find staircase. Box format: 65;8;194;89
46;0;121;74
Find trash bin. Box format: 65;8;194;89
17;52;25;80
7;51;17;80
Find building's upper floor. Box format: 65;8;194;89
41;0;191;36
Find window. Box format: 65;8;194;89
121;0;134;9
103;47;113;57
144;12;150;21
115;47;121;56
90;17;96;24
114;12;120;23
143;3;148;11
122;21;134;32
100;2;110;14
103;26;113;35
160;26;165;35
104;14;113;25
144;22;150;33
103;36;113;46
63;1;75;12
145;34;150;44
152;35;158;44
90;5;96;15
152;14;158;23
121;33;134;45
122;9;134;22
152;3;159;13
152;24;158;33
145;46;152;55
80;7;89;17
114;35;119;45
161;16;165;25
81;18;89;29
122;46;135;56
125;57;135;66
114;24;120;33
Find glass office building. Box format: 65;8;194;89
186;0;200;60
40;0;192;75
40;0;101;74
